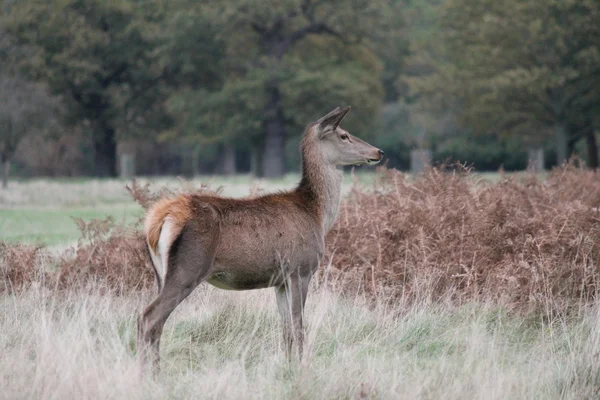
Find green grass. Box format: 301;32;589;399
0;205;142;246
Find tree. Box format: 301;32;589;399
156;1;240;175
3;0;168;176
393;0;456;154
0;74;60;188
179;0;391;177
408;0;600;166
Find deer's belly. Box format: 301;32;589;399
208;223;322;290
206;268;283;291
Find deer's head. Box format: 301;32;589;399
311;107;383;167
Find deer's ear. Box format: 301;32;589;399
317;106;351;135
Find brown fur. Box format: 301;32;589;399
137;107;383;373
144;195;192;252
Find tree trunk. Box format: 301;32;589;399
222;144;236;175
585;128;599;169
2;159;9;189
251;143;264;177
94;125;117;177
262;85;286;178
410;149;432;173
119;153;135;179
192;146;200;177
555;123;570;165
527;148;545;171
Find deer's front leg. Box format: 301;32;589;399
275;272;311;360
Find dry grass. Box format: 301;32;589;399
2;166;600;398
56;217;154;293
1;283;600;399
327;164;600;311
0;242;50;292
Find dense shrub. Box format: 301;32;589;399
326;164;600;309
0;220;154;294
56;217;154;293
3;165;600;311
0;243;50;292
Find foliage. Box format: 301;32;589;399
433;133;529;171
166;0;391;176
0;74;61;187
1;0;598;176
408;0;600;166
2;0;172;176
0;74;59;159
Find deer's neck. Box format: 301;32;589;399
297;142;343;233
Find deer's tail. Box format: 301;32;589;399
144;195;192;291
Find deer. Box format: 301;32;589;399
137;106;384;372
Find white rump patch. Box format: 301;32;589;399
148;216;177;288
148;243;162;281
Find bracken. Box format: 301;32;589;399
3;164;600;312
0;242;49;292
324;163;600;310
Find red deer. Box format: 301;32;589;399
137;107;383;371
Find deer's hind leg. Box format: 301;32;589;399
137;220;218;374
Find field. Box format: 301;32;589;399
0;171;523;247
1;169;600;399
0;175;301;248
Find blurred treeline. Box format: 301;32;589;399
0;0;598;183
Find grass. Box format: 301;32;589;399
4;170;593;399
0;205;141;247
1;284;598;399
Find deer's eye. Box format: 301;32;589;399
340;134;349;141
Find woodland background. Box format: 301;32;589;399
1;0;598;186
3;2;600;397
